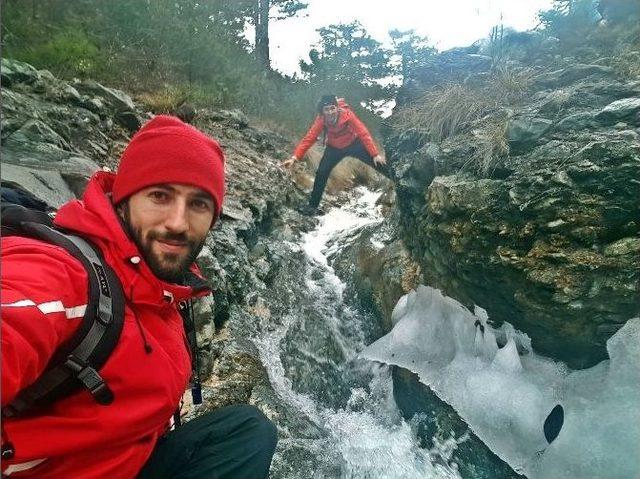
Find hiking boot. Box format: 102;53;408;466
298;204;320;216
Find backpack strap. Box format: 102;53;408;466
179;300;202;406
1;203;54;236
3;223;125;417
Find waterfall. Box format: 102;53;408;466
252;188;462;479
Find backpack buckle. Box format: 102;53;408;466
1;442;15;460
64;356;114;405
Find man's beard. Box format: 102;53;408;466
120;204;206;284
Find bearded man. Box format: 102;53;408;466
1;116;277;479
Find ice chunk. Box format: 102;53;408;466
391;294;408;326
491;338;522;373
360;286;640;479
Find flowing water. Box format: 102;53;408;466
252;189;462;479
243;187;639;479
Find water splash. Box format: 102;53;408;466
253;190;462;479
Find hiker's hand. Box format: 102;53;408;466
373;155;386;166
281;156;297;169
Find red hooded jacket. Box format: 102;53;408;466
1;171;210;479
293;99;379;160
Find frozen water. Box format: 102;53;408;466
361;285;640;479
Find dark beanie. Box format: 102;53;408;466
317;94;338;113
113;115;225;218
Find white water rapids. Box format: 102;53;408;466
247;186;640;478
252;188;462;479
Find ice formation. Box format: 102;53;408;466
361;285;640;478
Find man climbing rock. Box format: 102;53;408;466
1;115;278;479
282;94;390;215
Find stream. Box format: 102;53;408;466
251;188;463;479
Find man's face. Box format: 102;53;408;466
118;183;215;283
322;104;338;125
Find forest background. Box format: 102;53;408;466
1;0;631;136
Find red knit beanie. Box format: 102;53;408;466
113;115;225;218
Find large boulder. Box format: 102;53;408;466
506;116;553;150
595;97;640;125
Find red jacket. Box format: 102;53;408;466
293;99;379;160
1;171;210;479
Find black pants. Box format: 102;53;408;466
137;405;278;479
309;139;391;208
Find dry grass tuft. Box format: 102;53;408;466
469;118;510;176
393;84;495;143
136;87;190;114
610;48;640;79
489;66;535;104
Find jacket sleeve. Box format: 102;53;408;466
293;116;325;159
348;112;379;157
1;239;89;406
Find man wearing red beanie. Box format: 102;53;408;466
1;116;277;479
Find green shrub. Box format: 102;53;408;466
19;27;101;77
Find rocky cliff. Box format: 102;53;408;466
371;29;640;369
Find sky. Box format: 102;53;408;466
269;0;555;75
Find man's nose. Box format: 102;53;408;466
164;200;189;233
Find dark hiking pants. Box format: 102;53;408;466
137;404;278;479
309;139;391;208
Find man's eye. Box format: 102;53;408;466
191;199;212;211
150;191;169;201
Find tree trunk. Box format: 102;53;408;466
255;0;270;70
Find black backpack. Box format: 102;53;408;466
1;183;126;418
1;183;202;444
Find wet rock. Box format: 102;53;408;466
73;79;137;112
393;368;525;479
1;163;77;208
555;112;596;131
604;237;640;257
595;97;640;125
115;110;142;132
208;109;250;129
175;103;196;124
534;64;614;89
1;58;40;86
427;176;503;217
390;142;440;198
506;117;553;148
329;223;421;331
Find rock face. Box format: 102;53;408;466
328;216;422;333
383;40;640;368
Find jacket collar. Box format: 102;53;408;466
54;171;211;306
